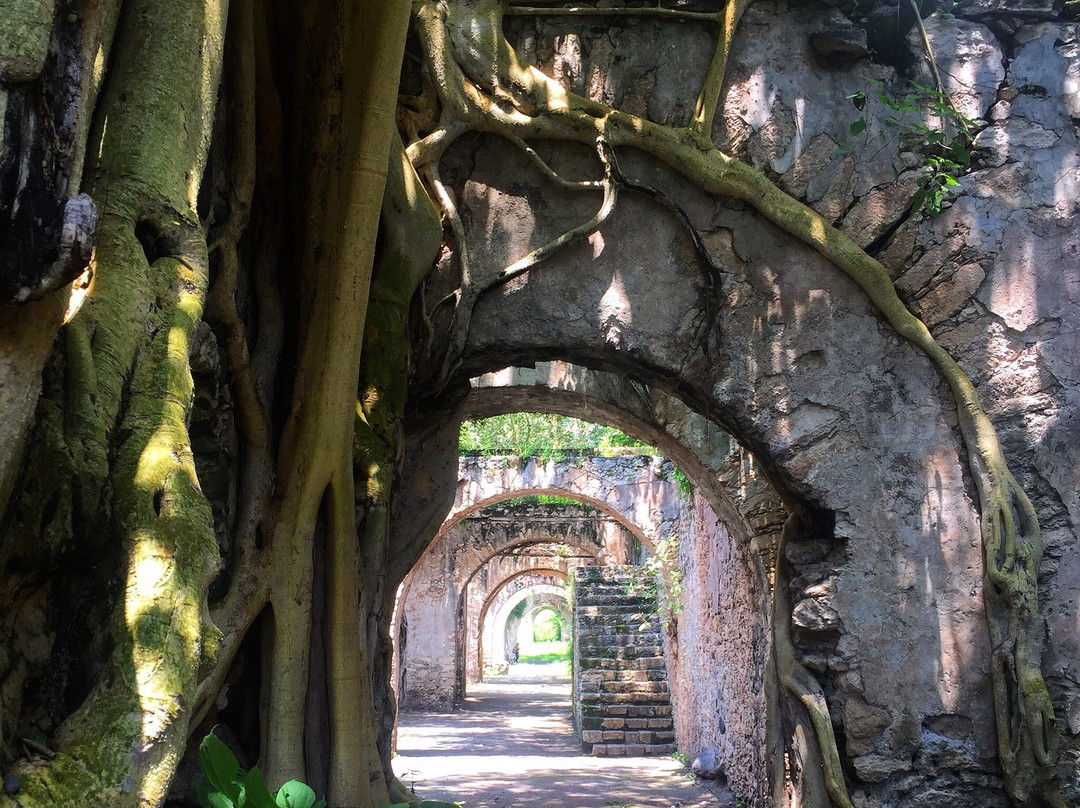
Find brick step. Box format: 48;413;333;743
579;691;671;705
575;622;662;636
580;715;673;731
577;633;664;647
581;728;676;745
578;604;652;617
576;644;664;659
597;680;669;695
578;679;670;695
577;669;668;683
589;743;676;757
575;590;653;603
576;634;664;648
576;657;666;671
581;703;672;719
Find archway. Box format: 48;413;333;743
391;109;1008;803
491;584;570;668
393;395;772;798
477;568;569;674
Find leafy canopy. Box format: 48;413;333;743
460;413;648;458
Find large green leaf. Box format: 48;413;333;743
418;802;461;807
200;734;242;803
243;766;279;808
275;780;319;808
206;792;236;808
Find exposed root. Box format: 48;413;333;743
772;513;854;808
433;135;616;389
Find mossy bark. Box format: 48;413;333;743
0;0;227;803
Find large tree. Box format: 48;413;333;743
0;1;1067;807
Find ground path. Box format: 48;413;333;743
394;663;730;808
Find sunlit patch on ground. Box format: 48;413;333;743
396;663;728;808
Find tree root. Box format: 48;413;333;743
431;134;617;389
771;513;854;808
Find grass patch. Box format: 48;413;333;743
518;651;570;664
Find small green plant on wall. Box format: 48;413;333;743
627;534;684;636
198;733;458;808
837;79;978;216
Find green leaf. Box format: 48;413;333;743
847;90;866;110
276;780;319;808
418;802;462;808
243;767;279;808
207;793;236;808
200;734;243;803
381;804;412;808
849;118;867;136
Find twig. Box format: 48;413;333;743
909;0;945;97
508;135;605;191
21;739;56;760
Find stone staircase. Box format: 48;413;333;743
572;565;675;756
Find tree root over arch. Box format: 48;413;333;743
402;1;1064;805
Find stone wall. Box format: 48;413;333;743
429;2;1080;804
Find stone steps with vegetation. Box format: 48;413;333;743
572;565;675;757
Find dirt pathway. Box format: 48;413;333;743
393;664;730;808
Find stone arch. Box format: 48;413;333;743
458;540;588;689
454;379;773;787
413;133;994;803
489;582;570;667
394;377;775;791
477;568;568;671
398;508;605;708
446;455;681;553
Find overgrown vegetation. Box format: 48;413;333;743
838;79;978;215
627;535;684;635
199;735;458;808
0;0;1065;806
460;413;649;458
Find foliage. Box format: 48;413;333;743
198;734;326;808
498;495;587;509
627;535;684;633
837;80;978;215
669;466;694;499
199;735;461;808
460;413;649;459
518;649;570;665
531;608;564;642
